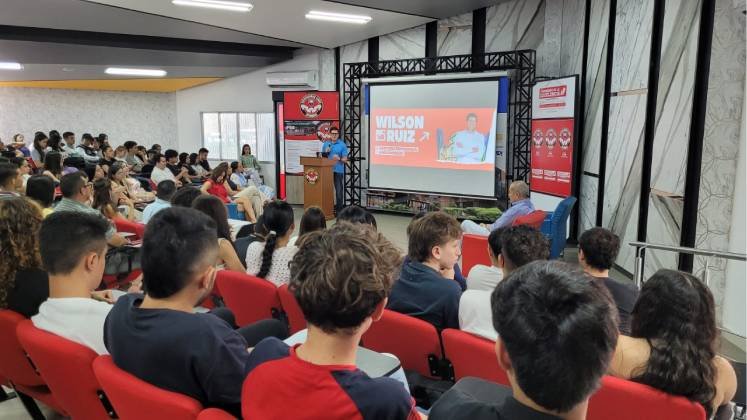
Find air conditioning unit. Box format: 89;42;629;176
265;70;318;89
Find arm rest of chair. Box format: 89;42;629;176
540;212;554;236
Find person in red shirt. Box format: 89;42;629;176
242;222;424;420
200;165;256;223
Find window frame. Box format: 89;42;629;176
200;111;275;162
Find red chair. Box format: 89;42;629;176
277;284;306;334
0;310;66;418
441;328;509;386
215;271;282;327
588;375;705;420
362;309;443;378
113;218;146;240
197;408;235;419
511;210;547;230
17;320;116;419
461;233;491;277
93;356;203;420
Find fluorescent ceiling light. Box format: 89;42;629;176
105;68;167;77
0;62;23;70
305;10;372;24
172;0;252;12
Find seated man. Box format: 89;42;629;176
466;227;505;291
0;162;22;196
578;227;639;334
430;261;618;420
388;211;463;330
243;222;422;419
32;212;116;354
150;153;184;187
459;225;549;340
104;207;287;416
461;180;534;236
141;179;175;224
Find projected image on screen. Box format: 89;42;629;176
368;78;501;197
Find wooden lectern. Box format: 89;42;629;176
300;156;336;220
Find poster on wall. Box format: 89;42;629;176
283;91;340;175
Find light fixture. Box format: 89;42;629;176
305;10;372;24
0;62;23;70
172;0;252;12
105;68;167;77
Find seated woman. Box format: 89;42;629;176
0;196;48;317
192;195;245;272
245;200;297;286
93;178;135;221
25;175;55;218
108;161;154;204
178;152;198;180
30;132;48;170
189;152;208;178
200;165;257;223
226;162;267;217
337;205;377;230
288;206;326;246
609;269;737;418
41;151;63;184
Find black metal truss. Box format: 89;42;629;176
342;50;536;207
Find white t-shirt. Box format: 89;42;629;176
150;166;176;186
458;290;497;341
245;241;298;287
466;265;503;291
32;297;113;355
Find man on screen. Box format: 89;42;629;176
461;181;534;236
444;113;487;163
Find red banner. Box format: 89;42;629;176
283;91;340;121
530;119;574;197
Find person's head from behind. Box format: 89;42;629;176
498;225;550;274
0;197;43;308
48;132;62;151
407;211;461;269
466;112;478;131
630;269;718;416
508;180;530;203
192;195;231;241
164;149;178;164
40;212;109;290
155;180;177;202
26;175;55;209
0;163;20;191
257;200;295;278
63;132;75;147
44;151;62;175
337;205;377;230
171;186;202;208
578;227;620;275
60;171;91;202
198;148;209;161
123;141;137;154
486;227;506;267
299;206;326;236
290;222;402;336
491;261;618;415
142;208;219;306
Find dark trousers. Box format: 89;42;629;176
334;172;344;213
210;308;288;346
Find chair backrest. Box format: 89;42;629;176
549;196;577;259
277;284;306;334
587;375;705;420
441;328;509;386
512;210;547;229
17;320;115;419
461;234;491;277
215;271;282;326
0;310;46;387
197;408;235;420
113;218;146;240
93;356;203;420
361;309;443;378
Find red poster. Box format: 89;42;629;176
283;91;340;121
530;119;574;197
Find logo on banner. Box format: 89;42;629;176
559;127;572;158
545;128;557;156
300;93;323;118
305;168;319;185
539;86;567;99
532;128;544;156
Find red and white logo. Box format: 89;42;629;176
545;128;557;150
539;86;567;99
300;93;323;118
532;128;544;148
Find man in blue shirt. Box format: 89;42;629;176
141;180;176;224
461;180;534;236
326;127;348;214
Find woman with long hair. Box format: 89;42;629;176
200;165;257;223
245;200;296;286
179;152;197;177
288;206;326;246
240;144;261;172
31;131;48;168
93;178;134;221
108;161;153;204
100;145;116;168
25;175;55;218
609;269;737;417
0;197;48;318
42;151;63;184
191;195;245;272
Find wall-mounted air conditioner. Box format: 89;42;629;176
265;70;318;89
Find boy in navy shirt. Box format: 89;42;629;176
243;222;422;420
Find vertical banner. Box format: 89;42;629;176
530;76;578;197
283;91;340;175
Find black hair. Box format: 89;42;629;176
33;132;48;162
39;212;109;275
178;152;189;165
299;206;326;236
164;149;178;160
241;144;251;155
0;163;18;188
230;161;239;172
151;144;161;150
44;151;63;176
487;227;505;258
98;133;108;142
155;180;177;201
491;261;618;413
141;207;218;299
153;152;164;163
91;178;115;215
170;186;202;208
257;200;294;279
81;133;94;142
499;225;550;271
48;132;62;152
25;175;55;208
62;132;74;140
329;126;339;132
123;141;137;150
198;148;209;154
9;157;26;169
192;195;232;242
60;171;87;198
337;205;377;229
578;227;620;271
107;161;127;181
188;153;198;165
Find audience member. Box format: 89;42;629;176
9;156;31;189
93;178;133;221
41;151;63;184
459;225;550;340
150;153;182;187
124;141;144;172
32;212;115;354
0;197;48;318
142;179;175;223
93;164;107;181
388;211;462;329
201;165;257;223
245;200;296;286
289;206;326;246
407;211;466;291
61;132;80;158
197;147;211;172
609;269;737;417
336;204;377;229
11;134;29;157
0;162;22;196
47;131;63;155
30;131;48;168
240;144;261;173
151;143;162;154
192;195;245;272
178;152;197;177
25;175;56;217
104;207;288;416
98;133;110;148
171;186;202;208
164;149;191;183
461;180;534;236
189;152;208;177
578;227;639;334
465;228;504;291
100;145;116;168
229;161;248;189
77;133;100;164
113;145;127;163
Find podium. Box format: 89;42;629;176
300;156;336;220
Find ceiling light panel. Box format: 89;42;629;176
305;10;372;24
105;68;167;77
172;0;253;12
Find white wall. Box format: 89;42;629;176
0;87;177;149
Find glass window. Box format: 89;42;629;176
202;113;221;159
202;112;275;162
239;113;257;156
256;113;275;162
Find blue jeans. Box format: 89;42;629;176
334;172;344;212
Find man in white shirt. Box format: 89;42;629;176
459;225;550;340
150;153;182;188
32;211;116;355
